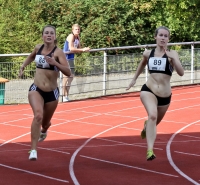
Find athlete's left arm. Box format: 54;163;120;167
44;48;71;77
165;50;184;76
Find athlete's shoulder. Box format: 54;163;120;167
67;33;74;41
35;44;43;51
143;49;151;58
54;46;64;56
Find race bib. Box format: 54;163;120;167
148;57;166;71
35;55;50;68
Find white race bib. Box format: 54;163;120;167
35;55;50;68
148;57;166;71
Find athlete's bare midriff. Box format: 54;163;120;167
146;73;171;97
34;68;59;91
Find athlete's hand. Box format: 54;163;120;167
18;66;25;78
82;47;90;52
164;49;175;59
44;53;56;65
126;79;136;90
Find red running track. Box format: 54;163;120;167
0;85;200;185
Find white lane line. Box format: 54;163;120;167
0;117;32;125
0;132;30;147
59;96;200;114
69;117;147;185
48;130;161;150
97;138;163;150
0;163;68;183
69;101;200;184
80;155;178;178
166;120;200;185
179;134;200;139
168;104;200;113
56;99;141;114
15;142;70;155
174;151;200;157
0;108;32;115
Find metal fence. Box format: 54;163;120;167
1;41;200;104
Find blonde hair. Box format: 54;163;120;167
72;24;80;30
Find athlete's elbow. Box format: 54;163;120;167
178;70;184;76
66;69;71;77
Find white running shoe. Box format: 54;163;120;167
29;150;37;161
63;96;70;102
38;132;47;142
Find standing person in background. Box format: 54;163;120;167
126;26;184;161
62;23;90;102
19;25;71;160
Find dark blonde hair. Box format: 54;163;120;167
155;26;170;37
42;25;56;35
42;25;57;45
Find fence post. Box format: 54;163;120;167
59;71;63;102
145;48;148;82
191;44;194;83
103;51;107;95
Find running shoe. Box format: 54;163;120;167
38;131;47;142
29;150;37;161
141;120;147;139
63;96;70;102
147;149;156;161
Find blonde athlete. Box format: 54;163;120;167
19;25;71;160
62;24;90;102
126;26;184;160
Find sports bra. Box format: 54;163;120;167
147;49;174;76
34;44;59;71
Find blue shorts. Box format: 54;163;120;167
29;83;59;104
141;84;171;106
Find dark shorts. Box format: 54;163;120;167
67;59;75;75
29;84;59;104
141;84;171;106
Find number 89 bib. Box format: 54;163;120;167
148;57;166;71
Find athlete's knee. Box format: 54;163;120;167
148;113;157;122
33;112;43;123
68;76;74;81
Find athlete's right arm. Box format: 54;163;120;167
18;45;38;77
68;34;90;53
126;50;149;90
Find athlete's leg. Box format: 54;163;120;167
140;91;158;151
65;75;74;96
64;59;75;97
28;91;44;150
156;104;170;125
41;100;58;132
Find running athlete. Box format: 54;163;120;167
62;24;90;102
126;26;184;161
19;25;71;160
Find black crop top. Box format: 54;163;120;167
147;49;173;76
34;44;59;71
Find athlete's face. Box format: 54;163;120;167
72;26;80;36
42;27;56;43
155;29;170;47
